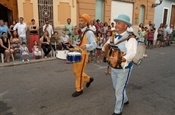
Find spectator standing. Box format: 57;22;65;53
147;28;154;48
9;20;17;35
89;20;96;33
138;27;147;57
95;19;101;32
96;31;104;63
29;19;39;52
13;17;27;44
64;18;74;38
43;20;53;38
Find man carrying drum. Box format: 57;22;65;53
103;14;137;115
71;14;97;97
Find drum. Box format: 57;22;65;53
133;43;146;65
56;50;69;60
66;52;82;63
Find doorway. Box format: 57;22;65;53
0;4;12;25
138;5;145;25
95;0;104;22
163;8;168;26
170;5;175;26
38;0;54;36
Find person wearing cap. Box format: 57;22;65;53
103;14;137;115
72;14;97;97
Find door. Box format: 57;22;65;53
95;0;104;22
163;8;168;26
170;5;175;26
111;1;133;24
38;0;53;36
138;5;145;25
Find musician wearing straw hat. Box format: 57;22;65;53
72;14;97;97
103;14;137;115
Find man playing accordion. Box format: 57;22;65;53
102;14;137;115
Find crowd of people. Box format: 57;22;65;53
0;16;174;63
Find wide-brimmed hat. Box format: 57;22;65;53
79;14;90;24
114;14;132;27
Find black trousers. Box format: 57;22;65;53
62;43;73;50
41;44;51;56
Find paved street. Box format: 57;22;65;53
0;45;175;115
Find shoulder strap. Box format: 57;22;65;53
78;28;93;46
115;32;136;45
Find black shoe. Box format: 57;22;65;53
124;101;129;106
72;91;83;97
112;112;122;115
86;78;94;88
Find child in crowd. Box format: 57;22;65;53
147;29;154;49
103;30;112;62
32;41;42;59
20;42;30;62
138;27;148;57
96;32;104;63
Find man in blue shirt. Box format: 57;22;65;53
0;19;11;38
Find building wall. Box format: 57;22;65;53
154;0;175;28
80;0;155;26
54;0;77;27
77;0;111;24
77;0;96;20
16;0;155;27
112;0;155;26
0;0;18;21
17;0;38;25
17;0;77;27
104;0;111;23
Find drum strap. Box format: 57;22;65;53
78;29;93;46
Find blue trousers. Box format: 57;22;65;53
111;67;133;114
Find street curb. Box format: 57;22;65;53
0;57;57;68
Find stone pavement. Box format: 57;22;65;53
0;57;57;68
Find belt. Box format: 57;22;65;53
116;61;133;69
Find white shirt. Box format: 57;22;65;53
89;25;96;32
13;22;27;38
43;24;54;37
81;27;97;51
60;35;69;43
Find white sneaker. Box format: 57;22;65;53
27;59;30;62
22;60;24;62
